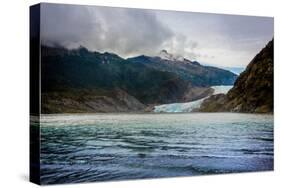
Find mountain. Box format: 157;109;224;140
41;46;238;113
41;46;215;113
128;50;237;86
42;88;146;113
199;39;273;113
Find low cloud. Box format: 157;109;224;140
41;4;175;57
41;3;273;67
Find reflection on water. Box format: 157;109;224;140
39;113;273;184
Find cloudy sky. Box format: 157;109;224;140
41;3;273;68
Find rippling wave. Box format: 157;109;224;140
39;113;273;184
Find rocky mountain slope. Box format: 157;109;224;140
199;39;273;113
128;50;237;86
42;88;146;113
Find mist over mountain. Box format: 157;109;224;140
41;3;273;68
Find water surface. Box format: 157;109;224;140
40;113;273;184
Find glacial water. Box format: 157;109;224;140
154;85;233;113
39;113;273;184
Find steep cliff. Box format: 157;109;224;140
199;39;273;113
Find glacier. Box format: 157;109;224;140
153;86;232;113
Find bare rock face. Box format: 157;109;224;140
199;94;227;112
183;87;214;102
41;88;146;113
199;39;273;113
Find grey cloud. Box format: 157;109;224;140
41;3;174;57
158;11;273;52
217;15;273;39
161;33;200;59
40;3;273;67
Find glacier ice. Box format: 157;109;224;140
154;86;232;113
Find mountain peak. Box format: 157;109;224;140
159;49;192;63
159;49;172;60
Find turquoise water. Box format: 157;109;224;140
40;113;273;184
